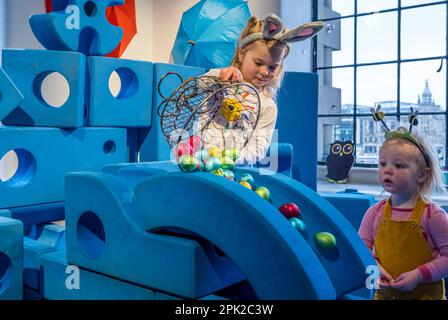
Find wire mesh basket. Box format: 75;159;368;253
157;72;261;155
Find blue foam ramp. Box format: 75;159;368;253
29;0;124;56
0;127;128;208
0;67;24;116
87;57;153;127
139;63;205;162
24;224;65;291
232;167;376;298
320;192;376;230
135;170;336;299
40;251;155;300
1;49;86;128
0;202;65;227
277;72;318;190
65;172;246;299
0;217;23;300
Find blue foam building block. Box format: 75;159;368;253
320;192;376;230
24;224;65;291
0;67;24;115
86;56;153;127
29;0;124;56
139;63;205;162
134;169;336;299
0;217;23;300
277;72;318;190
0;127;128;208
65;172;247;299
0;202;65;227
1;49;86;128
232;167;376;298
40;251;155;300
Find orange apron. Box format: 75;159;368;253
374;198;445;300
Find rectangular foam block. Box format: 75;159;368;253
0;216;23;300
86;56;153;127
1;49;86;128
40;251;156;300
320;192;376;230
0;67;24;115
24;224;65;291
277;72;318;190
139;63;205;162
0;202;65;227
0;126;129;208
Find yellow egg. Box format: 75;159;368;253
209;147;222;158
221;98;243;122
239;181;252;190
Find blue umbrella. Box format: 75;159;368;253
171;0;251;70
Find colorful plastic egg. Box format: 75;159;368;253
188;135;202;153
279;203;301;219
221;156;235;171
222;148;239;161
255;186;270;201
209;146;222;158
223;170;235;180
178;155;200;172
211;168;224;176
195;149;210;163
314;232;337;249
239;181;252;190
173;142;193;160
290;218;306;232
205;157;222;172
238;173;255;185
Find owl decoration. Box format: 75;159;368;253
326;141;355;184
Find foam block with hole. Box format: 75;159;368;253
139;63;205;161
40;251;156;300
0;216;23;300
134;169;336;299
65;172;246;299
86;56;153;127
0;127;128;209
29;0;124;56
0;67;24;117
1;49;86;128
24;224;65;291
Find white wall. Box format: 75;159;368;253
1;0;315;69
0;0;5;48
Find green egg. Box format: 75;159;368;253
314;232;337;249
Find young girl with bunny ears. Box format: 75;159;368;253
202;14;323;164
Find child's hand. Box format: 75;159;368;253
378;264;394;288
219;67;243;82
389;269;423;292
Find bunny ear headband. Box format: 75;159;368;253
371;104;430;166
238;14;324;53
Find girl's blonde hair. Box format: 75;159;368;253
230;16;288;100
381;134;446;202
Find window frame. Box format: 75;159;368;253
313;0;448;168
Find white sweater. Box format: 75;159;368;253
200;69;278;164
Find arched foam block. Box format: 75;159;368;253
233;167;376;297
135;172;336;299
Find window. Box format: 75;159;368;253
315;0;447;168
